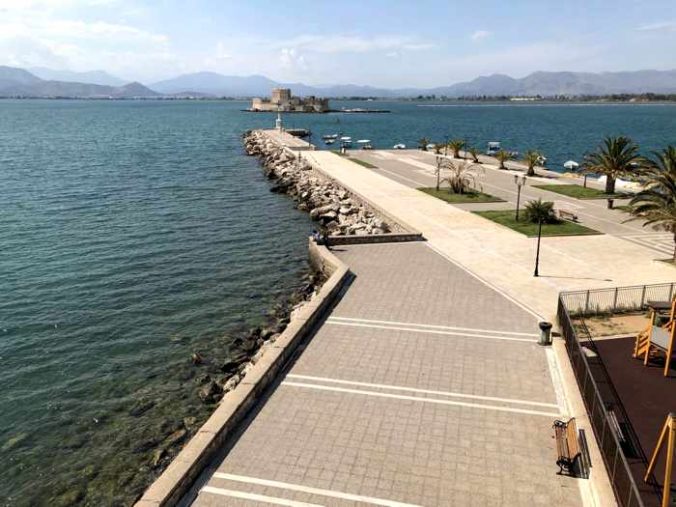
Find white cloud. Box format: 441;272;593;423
272;34;433;54
471;30;491;42
636;21;676;32
279;48;306;69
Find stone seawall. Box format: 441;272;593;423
244;130;401;237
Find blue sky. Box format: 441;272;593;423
1;0;675;87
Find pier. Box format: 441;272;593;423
139;130;676;507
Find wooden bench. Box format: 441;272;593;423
554;418;581;475
557;209;578;222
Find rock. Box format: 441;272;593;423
183;416;197;429
190;352;203;365
81;464;98;480
133;438;158;453
222;374;241;393
2;432;28;452
164;428;187;447
51;488;85;507
129;400;155;417
151;448;166;468
339;206;353;215
198;380;222;404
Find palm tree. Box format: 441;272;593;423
442;160;484;194
524;199;558;224
626;146;676;260
523;150;542;177
582;136;642;195
495;150;513;169
433;143;443;155
467;146;480;163
447;139;466;159
434;156;452;191
418;137;430;151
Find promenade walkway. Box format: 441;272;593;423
301;149;676;321
191;242;580;506
355;149;674;256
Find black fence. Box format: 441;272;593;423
561;282;676;318
558;290;647;507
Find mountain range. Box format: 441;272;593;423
2;65;676;99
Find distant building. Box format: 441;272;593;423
251;88;329;113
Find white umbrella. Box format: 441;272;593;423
563;160;579;170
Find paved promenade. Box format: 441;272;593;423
301;149;676;322
191;242;580;506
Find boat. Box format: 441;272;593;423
322;134;338;140
563;160;580;170
324;139;335;145
486;141;501;155
287;128;310;138
357;140;373;150
393;143;406;150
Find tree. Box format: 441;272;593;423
442;160;484;194
433;143;443;155
447;139;466;159
495;150;514;169
626;146;676;260
418;137;430;151
524;199;558;224
467;146;480;163
435;156;452;191
523;150;542;177
582;136;642;195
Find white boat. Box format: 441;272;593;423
322;134;338;140
324;139;335;145
393;143;406;149
357;139;371;144
486;141;501;155
563;160;579;170
340;136;352;141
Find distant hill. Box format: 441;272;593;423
29;67;127;86
3;65;676;99
429;70;676;97
0;66;160;98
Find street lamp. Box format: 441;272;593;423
514;174;527;221
534;216;543;277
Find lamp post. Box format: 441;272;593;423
514;174;527;221
534;217;543;277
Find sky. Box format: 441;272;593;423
1;0;675;87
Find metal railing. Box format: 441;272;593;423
561;282;676;318
558;291;648;507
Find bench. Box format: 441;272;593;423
554;418;581;475
557;209;578;222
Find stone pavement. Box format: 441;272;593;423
190;242;580;506
300;149;676;322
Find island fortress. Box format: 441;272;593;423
250;87;329;113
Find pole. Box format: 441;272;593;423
516;184;522;221
534;218;542;277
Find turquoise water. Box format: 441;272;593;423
1;99;675;506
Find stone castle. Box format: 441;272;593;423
251;88;329;113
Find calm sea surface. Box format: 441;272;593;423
1;99;675;505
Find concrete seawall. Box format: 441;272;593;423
135;239;350;507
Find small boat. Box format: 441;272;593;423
393;143;406;149
486;141;501;155
340;136;352;141
563;160;579;171
322;134;338;140
357;139;373;150
325;139;335;145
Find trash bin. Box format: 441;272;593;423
538;321;553;345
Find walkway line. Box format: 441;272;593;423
201;486;323;507
281;382;561;417
328;316;536;337
324;319;535;343
211;473;422;507
286;374;559;408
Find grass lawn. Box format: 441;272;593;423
474;210;602;237
419;187;504;204
348;158;378;169
533;184;627;199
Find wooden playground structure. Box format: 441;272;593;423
634;300;676;377
645;413;676;507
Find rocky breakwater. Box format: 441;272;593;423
244;130;399;236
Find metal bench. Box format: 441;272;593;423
557;209;578;222
554;418;581;475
